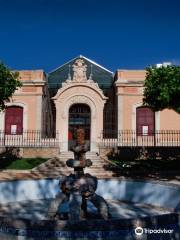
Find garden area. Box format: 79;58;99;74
0;148;48;170
105;147;180;180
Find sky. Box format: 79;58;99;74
0;0;180;73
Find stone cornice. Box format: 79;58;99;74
22;80;46;86
115;80;144;87
116;93;143;96
13;93;43;96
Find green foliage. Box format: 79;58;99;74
0;157;49;170
143;65;180;113
0;62;22;111
5;158;48;170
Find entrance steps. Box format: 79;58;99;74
58;151;103;165
85;152;115;177
33;151;115;178
58;151;74;162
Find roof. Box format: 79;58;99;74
48;55;114;89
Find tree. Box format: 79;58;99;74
143;65;180;113
0;62;22;111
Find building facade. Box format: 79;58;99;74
0;70;53;136
1;55;180;153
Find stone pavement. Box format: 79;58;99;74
0;155;179;187
0;154;116;180
0;169;179;188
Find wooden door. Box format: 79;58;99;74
5;107;23;134
136;107;155;135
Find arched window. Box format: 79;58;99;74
5;106;23;134
136;107;155;135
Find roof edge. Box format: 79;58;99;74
48;55;113;75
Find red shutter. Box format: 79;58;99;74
136;107;155;135
5;107;23;134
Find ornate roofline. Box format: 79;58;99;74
52;58;108;101
48;55;113;75
79;55;113;74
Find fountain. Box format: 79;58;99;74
48;128;109;222
0;174;179;239
0;131;179;239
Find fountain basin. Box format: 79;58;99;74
0;179;179;239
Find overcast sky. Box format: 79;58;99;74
0;0;180;72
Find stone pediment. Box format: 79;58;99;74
52;59;108;101
48;55;113;90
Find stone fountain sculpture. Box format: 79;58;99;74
48;128;109;222
48;59;109;222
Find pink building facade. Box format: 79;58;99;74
115;70;180;132
0;70;53;135
1;56;180;152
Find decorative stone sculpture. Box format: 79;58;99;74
48;128;109;222
72;59;87;82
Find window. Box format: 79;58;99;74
5;106;23;134
136;107;155;136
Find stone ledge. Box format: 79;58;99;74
0;171;180;186
0;213;179;232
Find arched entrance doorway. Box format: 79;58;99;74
68;104;91;150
